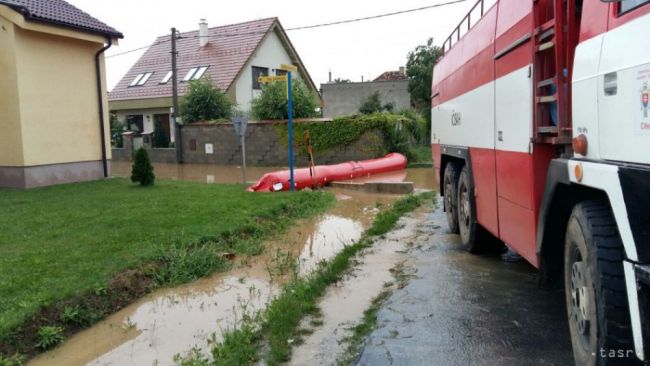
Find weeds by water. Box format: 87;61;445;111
177;191;434;366
337;261;414;365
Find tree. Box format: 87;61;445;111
180;77;232;123
359;92;383;114
333;78;351;84
251;79;319;120
109;113;124;148
406;38;442;113
359;92;395;115
131;148;155;186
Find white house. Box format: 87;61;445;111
108;17;318;144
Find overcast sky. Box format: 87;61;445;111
65;0;490;91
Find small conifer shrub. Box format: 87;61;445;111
131;148;155;186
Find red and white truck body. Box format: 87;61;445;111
431;0;650;364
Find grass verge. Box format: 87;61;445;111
177;191;435;366
0;179;334;360
337;261;415;365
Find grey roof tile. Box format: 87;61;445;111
0;0;122;38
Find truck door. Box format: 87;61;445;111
597;1;650;165
493;0;537;263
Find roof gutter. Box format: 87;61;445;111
95;37;113;178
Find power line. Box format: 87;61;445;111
107;42;165;58
286;0;469;31
106;0;468;59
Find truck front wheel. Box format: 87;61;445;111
564;201;638;366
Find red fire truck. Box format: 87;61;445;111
431;0;650;364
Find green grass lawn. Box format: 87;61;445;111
0;178;332;337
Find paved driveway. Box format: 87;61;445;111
357;206;574;366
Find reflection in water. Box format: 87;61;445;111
29;187;404;366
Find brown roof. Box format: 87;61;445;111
109;18;287;102
373;70;407;82
0;0;122;38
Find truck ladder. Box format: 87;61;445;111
532;0;574;145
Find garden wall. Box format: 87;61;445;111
112;119;386;166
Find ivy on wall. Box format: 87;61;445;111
272;113;426;161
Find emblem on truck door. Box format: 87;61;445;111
451;111;462;126
636;67;650;135
641;81;649;118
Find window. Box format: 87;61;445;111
193;66;209;80
182;66;210;82
129;72;153;87
126;115;144;132
129;74;144;86
619;0;650;14
160;71;173;84
183;68;198;82
252;66;269;90
275;69;288;77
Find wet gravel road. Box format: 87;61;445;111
357;205;574;366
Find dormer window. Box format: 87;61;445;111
182;66;209;82
129;72;153;87
160;71;173;84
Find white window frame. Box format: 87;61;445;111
160;71;173;84
183;68;198;82
137;72;153;86
193;66;209;80
129;73;144;86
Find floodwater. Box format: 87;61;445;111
290;205;430;365
110;162;436;191
29;176;425;366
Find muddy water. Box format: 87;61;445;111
289;206;431;366
29;188;405;366
110;162;436;190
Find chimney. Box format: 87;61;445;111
328;70;332;83
199;19;208;47
399;66;405;75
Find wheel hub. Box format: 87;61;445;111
571;260;590;336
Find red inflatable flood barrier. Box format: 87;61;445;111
248;153;408;192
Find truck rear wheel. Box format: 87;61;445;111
443;163;461;234
457;166;484;253
564;201;638;366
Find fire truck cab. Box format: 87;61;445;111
431;0;650;364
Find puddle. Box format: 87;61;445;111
289;206;430;366
110;162;435;190
29;189;403;366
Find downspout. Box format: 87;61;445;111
95;37;113;178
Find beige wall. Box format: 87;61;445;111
0;5;112;167
0;14;24;166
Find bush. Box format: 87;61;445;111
131;148;155;186
359;92;396;115
35;326;64;350
251;79;319;120
273;112;426;161
181;77;233;123
110;113;124;148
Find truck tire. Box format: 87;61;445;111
443;162;461;234
457;166;483;253
564;201;638;366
